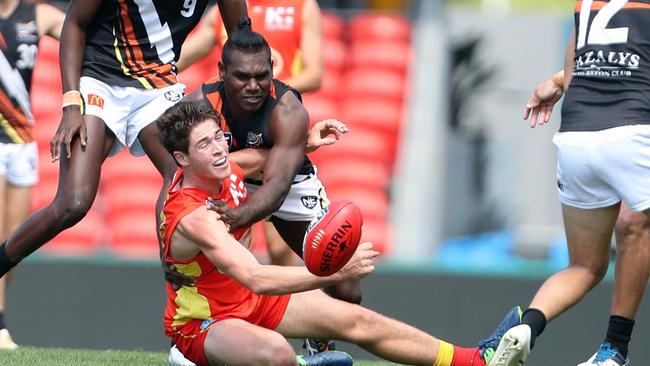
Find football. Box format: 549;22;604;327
302;200;363;276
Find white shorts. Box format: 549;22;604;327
0;141;38;187
554;124;650;212
245;170;329;221
80;76;185;157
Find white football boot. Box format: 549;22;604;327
577;342;630;366
0;328;18;351
487;324;531;366
168;344;196;366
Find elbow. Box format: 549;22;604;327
242;266;272;295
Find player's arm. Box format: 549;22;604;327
216;0;248;35
523;29;576;128
51;0;102;161
229;118;349;177
226;92;309;229
176;7;218;73
282;0;323;93
176;207;374;294
36;3;65;40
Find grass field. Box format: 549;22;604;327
0;347;399;366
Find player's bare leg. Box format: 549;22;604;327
0;182;32;350
576;204;650;365
276;289;490;366
0;115;113;273
203;318;297;366
490;203;620;366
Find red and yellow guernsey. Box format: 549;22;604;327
161;162;288;338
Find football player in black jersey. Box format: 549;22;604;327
490;3;650;365
0;1;247;283
0;0;64;350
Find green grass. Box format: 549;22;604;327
0;347;398;366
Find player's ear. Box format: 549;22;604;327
173;151;189;167
218;61;225;80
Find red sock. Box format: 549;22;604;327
451;346;485;366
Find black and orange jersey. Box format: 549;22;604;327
201;78;314;176
561;0;650;131
82;0;209;90
0;0;38;144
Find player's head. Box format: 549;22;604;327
219;17;273;114
157;101;231;180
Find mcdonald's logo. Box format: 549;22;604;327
87;94;105;109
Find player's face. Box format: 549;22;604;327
186;119;231;181
221;49;273;114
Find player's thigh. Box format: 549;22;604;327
275;289;366;341
204;318;294;366
5;184;31;235
56;114;113;196
562;203;620;267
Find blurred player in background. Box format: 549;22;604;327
0;0;247;280
177;0;324;268
0;0;63;350
157;99;522;366
490;3;650;366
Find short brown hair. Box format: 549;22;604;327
157;100;221;157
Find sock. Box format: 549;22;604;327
605;315;634;358
0;242;19;278
521;308;547;349
433;341;486;366
0;312;5;330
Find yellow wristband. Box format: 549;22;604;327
62;90;83;109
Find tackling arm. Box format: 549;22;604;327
217;0;248;35
227;92;309;228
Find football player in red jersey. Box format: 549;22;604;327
0;0;64;350
157;99;520;366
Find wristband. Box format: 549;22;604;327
62;90;83;109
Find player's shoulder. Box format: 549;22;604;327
229;161;245;181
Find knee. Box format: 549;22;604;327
615;211;650;249
615;211;647;239
258;334;295;366
570;257;608;285
53;193;93;228
343;305;381;343
325;282;363;304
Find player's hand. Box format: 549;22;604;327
163;261;195;290
305;119;349;153
336;242;379;281
51;106;88;161
523;78;564;128
206;199;242;231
